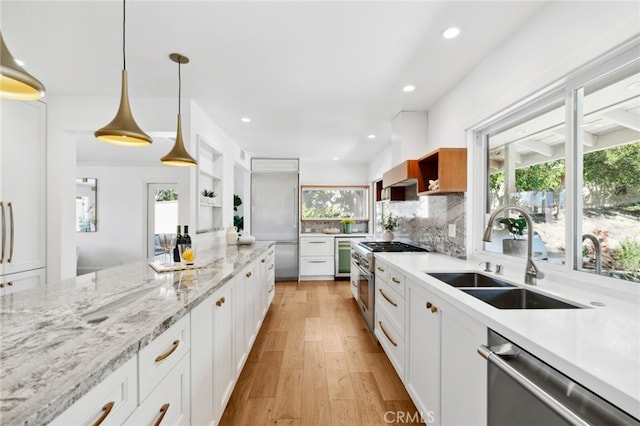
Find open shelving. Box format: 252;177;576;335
196;136;223;233
416;148;467;195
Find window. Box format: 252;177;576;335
301;186;369;220
477;41;640;283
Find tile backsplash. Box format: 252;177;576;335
379;193;466;259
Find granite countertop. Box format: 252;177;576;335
0;241;274;425
375;252;640;420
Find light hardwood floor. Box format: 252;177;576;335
219;280;422;426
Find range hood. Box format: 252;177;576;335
382;160;419;188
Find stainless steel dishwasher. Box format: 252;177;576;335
478;330;640;426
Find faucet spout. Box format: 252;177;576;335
483;205;543;285
581;234;602;275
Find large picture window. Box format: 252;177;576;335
301;186;369;221
477;43;639;283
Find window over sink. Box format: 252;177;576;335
301;186;369;221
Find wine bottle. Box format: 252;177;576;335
183;225;192;248
173;225;182;262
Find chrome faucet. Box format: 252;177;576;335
483;206;545;285
581;234;602;275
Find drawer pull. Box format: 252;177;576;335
246;271;252;278
268;285;274;293
268;264;274;270
308;241;327;244
155;340;180;362
426;302;432;309
391;277;401;284
91;401;114;426
268;250;274;255
153;403;170;426
379;289;397;307
216;297;226;307
377;266;385;272
7;281;12;286
261;258;266;263
426;302;437;313
0;283;3;288
378;321;398;347
308;260;327;263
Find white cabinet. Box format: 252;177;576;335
243;261;260;347
299;236;334;278
0;99;46;287
260;247;275;310
0;268;45;297
51;356;138;426
405;277;487;426
232;274;247;377
191;279;234;426
125;352;190;426
374;258;406;379
196;136;223;234
406;278;442;425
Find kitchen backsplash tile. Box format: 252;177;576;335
380;193;466;259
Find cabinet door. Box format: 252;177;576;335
0;100;46;275
124;352;190;426
233;274;247;377
440;307;487;426
51;356;138;426
243;263;260;346
300;237;333;256
212;283;234;422
406;280;441;426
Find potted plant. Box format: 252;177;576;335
233;194;244;233
340;218;355;234
379;212;399;241
498;215;527;256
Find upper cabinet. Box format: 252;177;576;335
379;160;420;201
417;148;467;195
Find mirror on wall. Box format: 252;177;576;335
76;178;97;232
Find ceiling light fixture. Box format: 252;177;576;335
441;27;461;39
241;117;251;123
0;31;46;100
161;53;197;167
94;0;151;146
333;157;339;161
402;85;415;92
368;134;376;139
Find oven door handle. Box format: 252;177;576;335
354;262;372;279
477;345;590;426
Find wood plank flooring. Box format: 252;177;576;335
219;280;422;426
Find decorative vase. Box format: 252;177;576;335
382;230;394;242
343;223;352;234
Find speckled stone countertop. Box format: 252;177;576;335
0;242;274;425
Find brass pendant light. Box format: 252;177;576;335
0;31;46;100
94;0;151;146
161;53;197;167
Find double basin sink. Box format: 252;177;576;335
426;272;582;310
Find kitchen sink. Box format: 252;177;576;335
461;288;583;309
426;272;515;288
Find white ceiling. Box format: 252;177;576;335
1;1;548;164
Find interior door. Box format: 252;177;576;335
146;183;179;259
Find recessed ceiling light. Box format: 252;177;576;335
368;134;376;139
241;117;251;123
402;85;415;92
333;157;339;161
441;27;461;39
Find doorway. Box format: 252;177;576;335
147;183;179;258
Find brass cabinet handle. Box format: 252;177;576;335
308;241;327;244
216;297;226;307
268;285;274;293
246;271;252;278
155;340;180;362
268;264;274;271
391;277;400;284
153;403;170;426
261;258;266;263
308;260;327;263
0;283;3;288
7;281;12;286
1;201;5;263
7;202;13;263
377;266;385;272
425;302;437;313
378;321;398;347
426;302;432;309
378;289;397;307
91;401;115;426
268;250;274;255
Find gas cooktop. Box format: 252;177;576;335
359;241;428;252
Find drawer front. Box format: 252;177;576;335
375;307;405;380
374;259;389;283
139;315;190;402
125;352;190;426
51;356;138;426
376;279;405;337
387;266;406;298
300;256;334;276
300;237;334;256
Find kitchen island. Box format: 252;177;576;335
0;241;274;425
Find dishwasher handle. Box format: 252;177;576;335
478;344;590;426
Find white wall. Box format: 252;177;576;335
300;159;369;185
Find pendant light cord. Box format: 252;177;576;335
178;60;182;115
122;0;126;70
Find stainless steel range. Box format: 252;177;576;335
351;241;428;334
